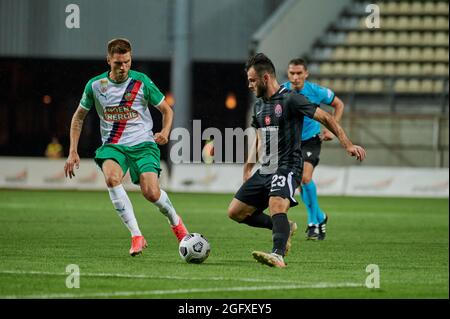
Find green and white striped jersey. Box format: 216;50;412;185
80;70;165;146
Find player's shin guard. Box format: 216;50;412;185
153;189;180;226
108;185;142;237
271;213;290;257
240;210;273;229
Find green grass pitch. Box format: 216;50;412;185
0;189;448;299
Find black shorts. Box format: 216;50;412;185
302;135;322;167
234;168;300;211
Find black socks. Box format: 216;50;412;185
240;210;273;229
271;213;289;256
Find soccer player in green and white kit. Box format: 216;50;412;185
64;38;189;256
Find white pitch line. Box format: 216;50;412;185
0;269;296;284
2;283;364;299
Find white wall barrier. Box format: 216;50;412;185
0;157;168;191
0;157;448;198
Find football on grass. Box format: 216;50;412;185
179;233;211;264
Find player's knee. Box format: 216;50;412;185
227;206;244;222
105;175;122;188
142;188;160;203
302;175;312;185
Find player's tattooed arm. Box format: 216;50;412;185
313;108;366;161
64;106;88;178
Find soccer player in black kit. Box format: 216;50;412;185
228;53;366;268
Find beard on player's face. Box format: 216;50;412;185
255;79;267;98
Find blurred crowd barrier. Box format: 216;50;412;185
0;157;447;198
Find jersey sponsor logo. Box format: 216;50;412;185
103;105;139;122
307;151;312;157
265;115;271;125
274;104;282;118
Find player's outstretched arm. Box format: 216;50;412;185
64;106;88;178
154;100;173;145
313;108;366;161
321;96;344;141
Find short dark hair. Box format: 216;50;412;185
245;53;276;77
288;58;308;71
107;38;132;56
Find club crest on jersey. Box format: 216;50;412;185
274;104;282;117
124;92;134;101
100;79;108;93
265;115;271;125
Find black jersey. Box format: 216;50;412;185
251;86;318;176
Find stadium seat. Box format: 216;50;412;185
434;63;449;76
436;2;449;14
397;17;410;30
346;47;360;60
410;1;423;14
359;32;371;45
396;63;409;75
435;32;449;46
435;17;449;30
319;78;332;89
384;63;396;75
320;62;334;74
422;16;435;30
410;16;423;30
368;79;384;93
370;63;384;75
372;47;385;60
408;79;421;93
355;79;370;93
435;48;449;62
332;79;345;92
421;32;435;46
344;79;355;92
372;32;384;45
333;62;346;74
410;32;423;45
423;2;436;14
408;63;422;76
385;2;400;14
433;80;446;93
397;47;410;61
398;2;411;14
409;48;422;61
421;79;434;93
397;32;410;45
384;17;398;29
358;62;371;75
421;48;435;61
394;79;409;93
346;31;360;44
359;47;371;60
384;47;397;61
384;32;397;45
421;63;434;75
346;62;358;75
333;47;347;60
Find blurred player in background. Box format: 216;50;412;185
45;136;64;159
283;58;345;240
228;53;365;268
64;38;189;256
